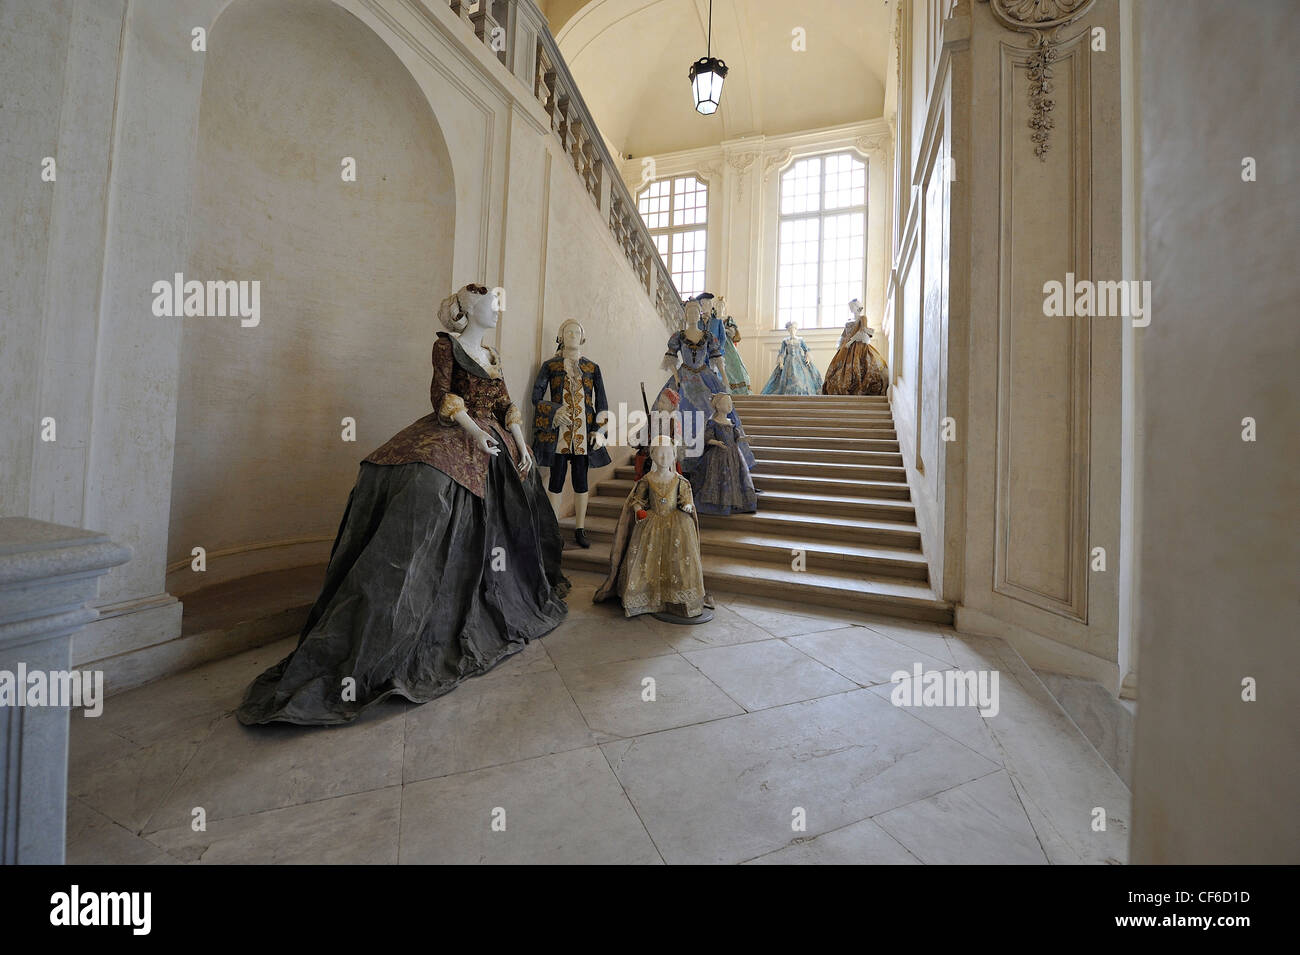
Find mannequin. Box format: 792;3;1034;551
594;435;713;623
238;284;568;726
531;318;610;548
822;298;889;396
760;320;824;395
653;302;755;477
693;392;758;515
715;295;753;395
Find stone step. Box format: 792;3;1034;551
749;445;904;466
562;517;928;580
562;541;951;623
748;458;908;482
738;413;894;427
596;479;916;522
610;467;913;500
738;433;899;451
732;395;890;407
583;495;920;547
742;424;897;439
751;472;914;499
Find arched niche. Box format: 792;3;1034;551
167;0;455;593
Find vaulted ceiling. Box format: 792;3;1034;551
540;0;893;158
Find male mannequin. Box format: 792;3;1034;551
531;319;610;548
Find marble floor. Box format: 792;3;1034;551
66;571;1131;865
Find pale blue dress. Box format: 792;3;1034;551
761;337;824;395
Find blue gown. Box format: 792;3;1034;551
653;330;756;477
761;337;824;395
692;418;758;515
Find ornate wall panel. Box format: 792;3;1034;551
992;30;1091;620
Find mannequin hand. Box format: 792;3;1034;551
473;428;500;456
553;407;572;429
516;444;535;476
707;439;725;448
681;503;694;513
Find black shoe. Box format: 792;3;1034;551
575;528;591;549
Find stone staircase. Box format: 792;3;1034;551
560;394;953;623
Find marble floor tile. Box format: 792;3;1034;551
721;595;863;638
70;731;209;833
561;653;744;738
854;616;961;665
95;636;296;747
474;637;556;684
404;669;595;782
744;817;919;865
541;613;677;674
640;603;778;651
874;770;1048;864
939;634;1131;864
65;797;182;865
142;702;406;833
787;626;955;687
867;674;1003;763
601;689;998;864
146;787;401;864
681;640;858;711
399;746;662;864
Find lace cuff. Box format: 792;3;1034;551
504;403;522;428
438;393;467;426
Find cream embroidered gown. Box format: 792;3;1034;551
605;471;707;618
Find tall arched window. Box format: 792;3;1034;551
637;175;708;300
776;151;867;328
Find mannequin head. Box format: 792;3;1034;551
649;434;677;472
439;284;497;334
785;320;799;338
715;295;728;318
684;301;703;327
556;318;586;352
710;392;733;417
848;298;864;320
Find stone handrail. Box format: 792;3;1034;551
440;0;685;329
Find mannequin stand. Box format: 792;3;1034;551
652;608;714;625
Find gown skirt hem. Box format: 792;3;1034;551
236;456;569;727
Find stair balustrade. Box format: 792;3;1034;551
438;0;684;329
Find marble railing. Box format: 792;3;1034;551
442;0;684;329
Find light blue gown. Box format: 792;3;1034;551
761;337;824;395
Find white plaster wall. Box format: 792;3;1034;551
1130;0;1300;863
0;0;71;520
166;0;454;594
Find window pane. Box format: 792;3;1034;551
780;157;821;216
819;211;865;326
825;153;866;210
672;176;707;227
777;217;820;329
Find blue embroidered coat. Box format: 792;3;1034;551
530;354;612;469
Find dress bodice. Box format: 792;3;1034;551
668;330;722;371
706;417;738;446
638;472;690;516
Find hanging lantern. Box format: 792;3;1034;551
689;56;728;115
689;0;727;115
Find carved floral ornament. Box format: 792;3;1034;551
979;0;1096;160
